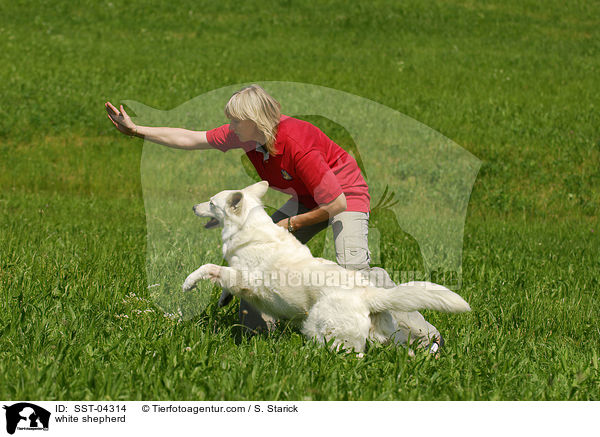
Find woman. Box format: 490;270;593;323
105;84;442;353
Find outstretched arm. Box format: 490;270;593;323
105;101;212;150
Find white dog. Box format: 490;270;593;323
183;181;470;353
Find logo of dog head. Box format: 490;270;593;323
3;403;50;435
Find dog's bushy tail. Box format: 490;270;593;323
364;281;471;314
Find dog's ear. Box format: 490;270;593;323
228;191;243;214
243;181;269;199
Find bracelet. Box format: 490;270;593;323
287;216;295;232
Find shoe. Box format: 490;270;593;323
428;335;444;355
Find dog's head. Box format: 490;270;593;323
193;181;269;229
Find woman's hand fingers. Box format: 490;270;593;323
105;102;125;124
105;102;136;136
119;105;133;122
106;113;119;128
105;101;119;117
107;113;124;131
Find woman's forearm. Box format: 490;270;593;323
134;126;211;150
291;193;347;230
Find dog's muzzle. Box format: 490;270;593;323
192;204;220;228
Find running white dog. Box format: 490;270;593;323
183;181;470;353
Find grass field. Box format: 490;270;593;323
1;0;599;400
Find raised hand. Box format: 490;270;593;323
105;101;137;136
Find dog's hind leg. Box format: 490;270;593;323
369;311;396;344
302;293;371;354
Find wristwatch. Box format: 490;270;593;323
287;216;296;232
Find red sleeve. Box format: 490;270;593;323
206;124;244;152
294;150;344;205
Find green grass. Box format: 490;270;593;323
1;0;599;400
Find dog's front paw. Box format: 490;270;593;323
198;264;221;282
182;275;197;292
182;264;222;292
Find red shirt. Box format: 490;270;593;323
206;115;370;212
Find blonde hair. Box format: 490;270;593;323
224;85;281;154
